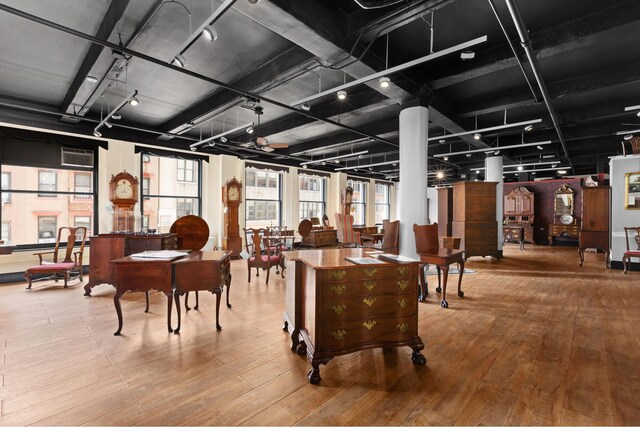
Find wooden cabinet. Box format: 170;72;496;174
302;229;338;247
503;186;535;245
548;223;580;245
85;233;177;296
452;181;499;258
437;187;454;238
579;186;610;267
283;249;425;384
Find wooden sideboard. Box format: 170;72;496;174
579;186;610;267
548;223;579;246
84;233;177;296
451;181;499;259
283;248;425;384
302;229;338;247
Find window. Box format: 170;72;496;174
245;168;281;228
0;165;95;246
38;170;57;197
74;216;91;230
177;159;196;182
141;154;201;233
1;172;10;203
347;179;367;226
375;183;390;225
2;222;9;241
38;216;57;243
299;175;325;220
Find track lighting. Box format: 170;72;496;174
220;136;228;143
172;54;186;68
624;134;633;140
476;170;480;174
536;145;543;150
433;140;552;158
93;130;102;138
189;122;254;149
517;165;523;171
202;25;218;42
436;171;445;180
466;153;472;157
524;124;534;132
104;122;112;128
247;0;260;3
494;150;500;155
301;102;310;111
637;111;640;117
337;90;347;100
300;150;369;166
302;164;307;169
428;119;542;142
207;140;215;147
111;113;121;120
86;75;98;83
473;133;481;140
246;126;254;134
379;77;390;88
460;50;475;60
558;170;567;174
129;97;139;106
190;146;197;152
335;159;340;163
443;156;449;161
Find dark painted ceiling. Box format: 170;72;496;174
0;0;639;183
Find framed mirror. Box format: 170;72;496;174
625;172;640;209
554;184;575;223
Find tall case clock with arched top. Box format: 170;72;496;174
222;178;242;258
109;171;139;231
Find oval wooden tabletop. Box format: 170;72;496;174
170;215;210;250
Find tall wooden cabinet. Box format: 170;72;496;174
579;186;610;267
437;187;454;238
503;186;535;244
451;181;499;258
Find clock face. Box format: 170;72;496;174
115;179;133;199
228;186;239;201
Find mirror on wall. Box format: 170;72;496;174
625;172;640;209
554;184;575;224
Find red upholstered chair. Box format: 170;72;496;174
24;226;88;289
243;227;282;284
334;213;360;248
622;227;640;274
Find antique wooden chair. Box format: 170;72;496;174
296;219;313;248
322;214;330;227
24;226;88;289
413;223;465;308
243;227;282;284
622;227;640;273
334;212;360;248
363;219;400;254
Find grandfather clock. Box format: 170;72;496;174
109;171;139;231
342;186;353;215
222;178;242;258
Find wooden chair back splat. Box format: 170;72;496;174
622;227;640;274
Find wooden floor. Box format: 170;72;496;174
1;245;639;426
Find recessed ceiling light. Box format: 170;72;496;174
524;124;534;132
337;90;347;100
379;77;390;88
202;25;218;42
473;133;481;140
86;75;98;83
172;54;186;68
624;134;633;140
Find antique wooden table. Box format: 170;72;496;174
417;248;465;308
360;232;384;245
111;250;231;336
283;248;425;384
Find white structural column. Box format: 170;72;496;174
485;156;504;254
398;106;429;259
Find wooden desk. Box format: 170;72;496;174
503;223;526;251
283;248;425;384
85;233;177;296
417;248;465;308
548;223;579;246
172;251;232;333
111;250;231;336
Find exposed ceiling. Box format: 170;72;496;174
0;0;639;183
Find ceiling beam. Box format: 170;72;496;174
431;2;640;90
59;0;130;115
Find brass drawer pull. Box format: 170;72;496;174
331;330;346;340
398;298;408;308
331;304;346;315
331;270;347;280
332;285;346;295
363;280;377;291
397;323;409;332
397;279;409;290
363;320;377;330
363;297;377;307
364;268;377;277
398;266;410;276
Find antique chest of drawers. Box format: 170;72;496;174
283;249;425;384
548;223;580;245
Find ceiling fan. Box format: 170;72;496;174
237;104;289;152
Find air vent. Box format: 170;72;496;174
61;148;94;168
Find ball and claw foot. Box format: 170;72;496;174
411;351;427;365
296;342;307;355
282;320;288;331
458;290;464;297
418;294;425;303
307;368;321;384
441;300;448;308
436;287;442;293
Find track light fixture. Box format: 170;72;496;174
624;134;633;140
443;156;449;161
473;132;481;140
86;75;98;83
189;122;254;149
558;170;567;174
436;171;445;180
300;151;369;166
301;102;311;111
104;122;112;128
379;77;390;88
247;0;260;3
460;49;475;60
302;164;308;169
129;96;139;106
246;126;254;134
202;25;218;42
524;124;534;132
207;140;215;147
536;145;543;150
517;165;523;171
220;136;228;143
111;113;121;120
337;90;347;100
172;54;186;68
93;130;102;138
428;119;542;142
503;166;570;175
92;90;138;138
433;140;553;158
466;153;472;157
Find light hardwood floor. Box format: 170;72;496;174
1;245;639;426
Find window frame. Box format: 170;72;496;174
298;175;326;220
347;179;367;226
374;182;391;226
38;170;58;197
244;168;283;228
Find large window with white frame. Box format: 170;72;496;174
375;182;390;225
245;168;282;228
299;175;325;221
347;179;367;226
140;153;201;233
